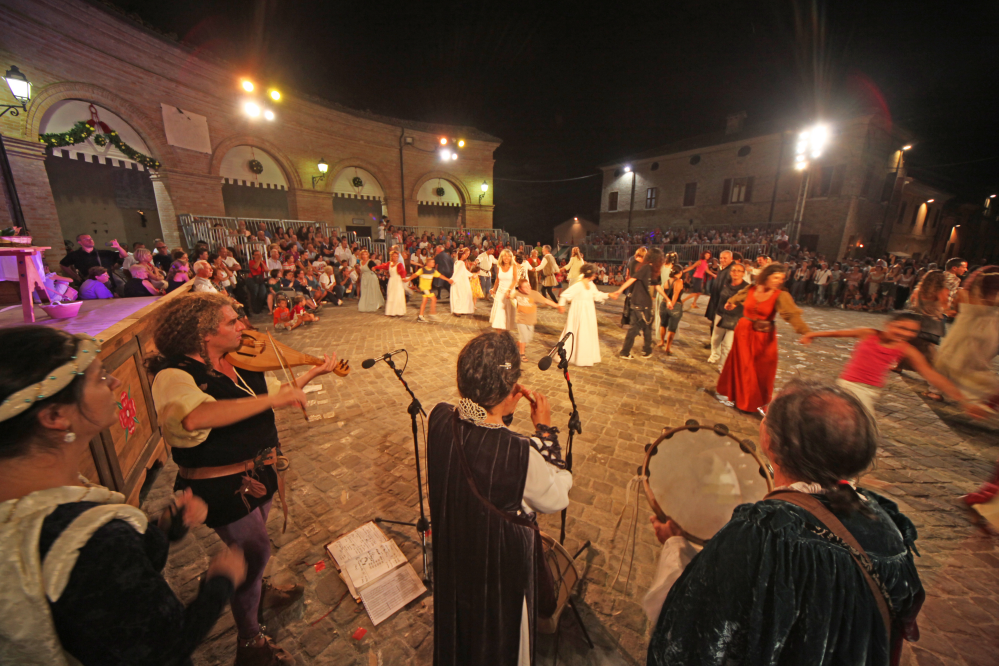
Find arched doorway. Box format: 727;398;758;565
417;177;463;227
219;145;290;219
40;100;164;250
331;166;385;236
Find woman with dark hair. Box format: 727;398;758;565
717;263;811;413
0;326;245;665
646;380;924;665
427;330;572;666
558;262;611;366
681;250;716;310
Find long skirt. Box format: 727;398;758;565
358;270;385;312
384;272;407;316
451;274;475;315
716;320;778;412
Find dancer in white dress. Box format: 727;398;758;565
450;248;475;315
373;249;407;317
356;249;385;312
558;263;609;367
489;249;519;331
935;266;999;405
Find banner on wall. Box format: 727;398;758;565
160;104;212;154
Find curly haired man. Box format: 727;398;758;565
148;292;339;665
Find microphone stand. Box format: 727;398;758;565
372;356;432;585
556;342;581;546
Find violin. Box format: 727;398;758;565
226;329;350;376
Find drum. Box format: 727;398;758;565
537;531;580;632
642;419;773;545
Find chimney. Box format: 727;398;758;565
725;111;747;135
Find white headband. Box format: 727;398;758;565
0;335;101;423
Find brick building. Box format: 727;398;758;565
0;0;500;260
597;112;926;260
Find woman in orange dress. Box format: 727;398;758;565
717;264;811;413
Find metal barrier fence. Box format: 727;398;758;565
580;243;776;264
394;226;510;244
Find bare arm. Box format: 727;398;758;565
904;345;980;409
182;388;301;431
800;328;876;344
61;264;81;282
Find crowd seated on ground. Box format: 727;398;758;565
585;225;789;247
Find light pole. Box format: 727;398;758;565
872;144;911;258
789;124;829;246
625;165;636;232
1;65;32;233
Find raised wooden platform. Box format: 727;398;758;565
1;284;194;505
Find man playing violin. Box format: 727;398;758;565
427;330;572;666
148;292;339;666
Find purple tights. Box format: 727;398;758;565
214;499;272;639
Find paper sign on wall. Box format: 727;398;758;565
160;104;212;154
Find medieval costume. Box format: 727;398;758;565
151;357;289;651
0;483;232;666
717;287;810;412
427;400;572;666
558;280;609;366
647;485;924;666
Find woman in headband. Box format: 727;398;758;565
0;326;245;665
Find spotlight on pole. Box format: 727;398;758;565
926;199;935;203
439;149;449;161
269;89;281;101
458;139;465;147
241;79;254;92
440;137;448;146
902;145;912;151
263;109;275;121
244;101;261;117
624;165;631;173
451;152;458;161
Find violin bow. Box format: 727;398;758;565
266;331;309;422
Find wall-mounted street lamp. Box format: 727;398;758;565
478;180;489;204
1;65;31;118
312;157;328;189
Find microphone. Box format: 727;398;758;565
537;332;572;370
362;349;404;369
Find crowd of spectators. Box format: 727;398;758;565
584;225;789;247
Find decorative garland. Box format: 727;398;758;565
435;186;446;197
248;159;264;174
39;120;161;169
351;176;364;189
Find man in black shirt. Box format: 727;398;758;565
152;239;173;273
60;234;128;288
611;249;665;359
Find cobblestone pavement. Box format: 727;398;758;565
141;288;999;666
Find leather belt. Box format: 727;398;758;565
178;448;290;532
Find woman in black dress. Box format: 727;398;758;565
0;326;245;666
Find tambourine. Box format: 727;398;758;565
641;419;774;546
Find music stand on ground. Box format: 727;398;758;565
369;354;432;585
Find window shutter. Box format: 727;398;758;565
829;165;845;196
721;178;732;204
744;176;755;202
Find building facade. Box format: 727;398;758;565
0;0;500;259
598;113;921;260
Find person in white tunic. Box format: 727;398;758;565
935;266;999;405
356;249;385;313
373;249;407;317
450;248;475;315
558;263;609;367
490;249;519;331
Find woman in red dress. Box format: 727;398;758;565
717;263;811;413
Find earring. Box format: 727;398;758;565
63;430;77;443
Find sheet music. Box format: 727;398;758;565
344;540;407;589
359;565;427;625
326;522;387;566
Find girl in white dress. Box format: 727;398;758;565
356;250;385;312
935;266;999;405
558;263;609;367
450;248;475;315
489;249;519;331
373;249;407;317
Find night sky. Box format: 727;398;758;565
110;0;999;243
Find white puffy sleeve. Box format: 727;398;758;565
151;369;215;449
521;444;572;514
642;537;700;627
558;281;582;307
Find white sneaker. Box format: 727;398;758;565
417;315;428;323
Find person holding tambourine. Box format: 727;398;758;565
646;380;925;666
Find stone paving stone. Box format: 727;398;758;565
143;293;999;666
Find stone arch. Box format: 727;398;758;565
325;157;391;199
209;135;303;190
410;171;471;206
24;82;172;167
